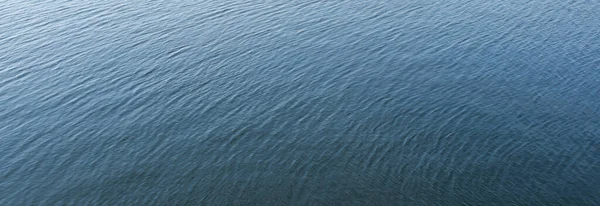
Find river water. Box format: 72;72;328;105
1;0;599;205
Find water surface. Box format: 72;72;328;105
1;0;599;205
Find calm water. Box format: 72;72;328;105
1;0;599;205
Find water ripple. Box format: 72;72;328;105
1;0;599;205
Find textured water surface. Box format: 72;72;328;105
1;0;599;205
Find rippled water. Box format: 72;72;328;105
1;0;599;205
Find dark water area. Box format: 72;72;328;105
1;0;599;205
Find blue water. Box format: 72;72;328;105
1;0;599;205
